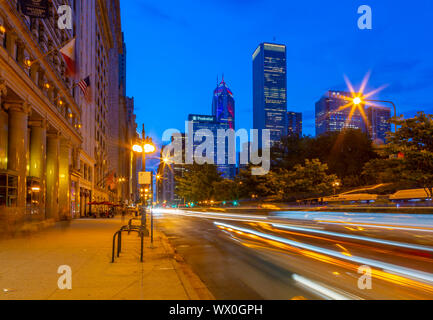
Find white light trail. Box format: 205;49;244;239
214;222;433;285
272;224;433;252
292;274;355;300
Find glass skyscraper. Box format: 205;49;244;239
188;114;233;179
253;43;288;145
315;91;367;136
212;77;235;130
287;111;302;137
366;106;391;145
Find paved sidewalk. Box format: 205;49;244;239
0;217;213;300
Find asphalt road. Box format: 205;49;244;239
154;208;433;300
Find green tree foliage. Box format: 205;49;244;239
175;163;222;202
310;130;377;186
362;112;433;198
266;159;340;201
271;129;377;187
270;135;309;169
213;179;242;201
236;166;275;199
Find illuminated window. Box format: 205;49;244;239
27;178;41;212
0;173;18;207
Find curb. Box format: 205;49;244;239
158;231;215;300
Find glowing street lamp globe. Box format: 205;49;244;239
353;97;362;105
132;145;143;153
143;143;156;154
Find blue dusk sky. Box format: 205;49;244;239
120;0;433;147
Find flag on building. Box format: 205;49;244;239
60;38;76;77
106;171;117;191
77;76;92;103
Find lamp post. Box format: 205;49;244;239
132;124;156;227
155;174;162;205
333;181;341;195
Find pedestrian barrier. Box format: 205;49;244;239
111;223;147;263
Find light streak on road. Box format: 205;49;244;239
153;208;268;224
291;274;356;300
271;224;433;252
317;221;433;233
274;211;433;231
214;222;433;287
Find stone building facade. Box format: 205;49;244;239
0;0;138;231
0;0;82;230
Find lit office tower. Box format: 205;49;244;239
188;114;233;179
212;76;235;130
315;91;367;136
253;43;288;145
287;111;302;137
366;106;391;144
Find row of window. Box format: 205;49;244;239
0;12;81;134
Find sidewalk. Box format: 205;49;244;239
0;217;214;300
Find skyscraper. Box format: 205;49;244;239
253;42;287;145
188;114;233;179
287;111;303;137
315;91;367;136
366;106;391;144
212;76;235;129
159;133;188;206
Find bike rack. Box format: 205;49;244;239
111;224;147;263
128;218;144;234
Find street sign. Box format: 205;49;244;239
138;172;152;185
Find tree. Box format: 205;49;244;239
213;179;241;201
270;130;377;187
236;165;277;199
362;158;404;184
363;112;433;199
175;163;222;202
307;129;377;186
270;135;310;170
266;159;340;201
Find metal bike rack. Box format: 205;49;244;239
111;224;147;263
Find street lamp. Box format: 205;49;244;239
132;125;156;173
353;97;362;105
132;125;157;227
132;144;143;153
332;181;341;195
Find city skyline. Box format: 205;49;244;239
120;0;433;148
